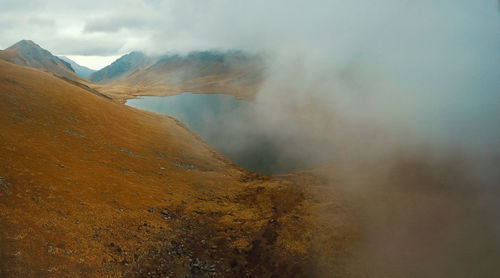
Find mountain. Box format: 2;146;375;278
88;51;151;83
89;50;265;101
58;56;96;78
0;58;355;277
0;40;80;80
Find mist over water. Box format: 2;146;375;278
121;1;500;276
126;93;333;174
1;0;499;276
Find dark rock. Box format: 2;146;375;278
0;177;11;195
65;129;85;138
161;210;172;219
0;177;8;190
172;161;196;170
119;147;142;158
155;151;167;158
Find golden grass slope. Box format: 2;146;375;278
0;59;356;277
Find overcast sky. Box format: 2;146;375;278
1;0;499;69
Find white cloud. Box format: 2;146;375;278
58;54;122;70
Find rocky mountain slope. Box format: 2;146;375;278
87;51;151;83
0;59;356;277
0;40;80;80
58;56;96;78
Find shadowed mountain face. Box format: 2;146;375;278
0;40;79;80
89;50;265;99
58;56;96;78
87;51;150;83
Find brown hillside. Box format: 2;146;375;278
0;59;356;277
117;58;263;100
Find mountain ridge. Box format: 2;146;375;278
0;40;80;80
0;40;265;101
89;50;265;101
88;51;151;83
58;56;96;78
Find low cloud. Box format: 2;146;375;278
2;1;500;276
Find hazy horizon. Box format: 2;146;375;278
57;54;121;70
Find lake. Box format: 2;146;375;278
126;92;332;174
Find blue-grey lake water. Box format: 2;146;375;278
126;92;332;174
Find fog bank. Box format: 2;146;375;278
4;0;499;276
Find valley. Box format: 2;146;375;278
0;41;356;277
126;93;333;174
1;32;498;278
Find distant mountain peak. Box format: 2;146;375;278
8;39;40;50
1;39;79;80
88;51;150;83
126;51;145;56
18;39;35;45
58;56;96;78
